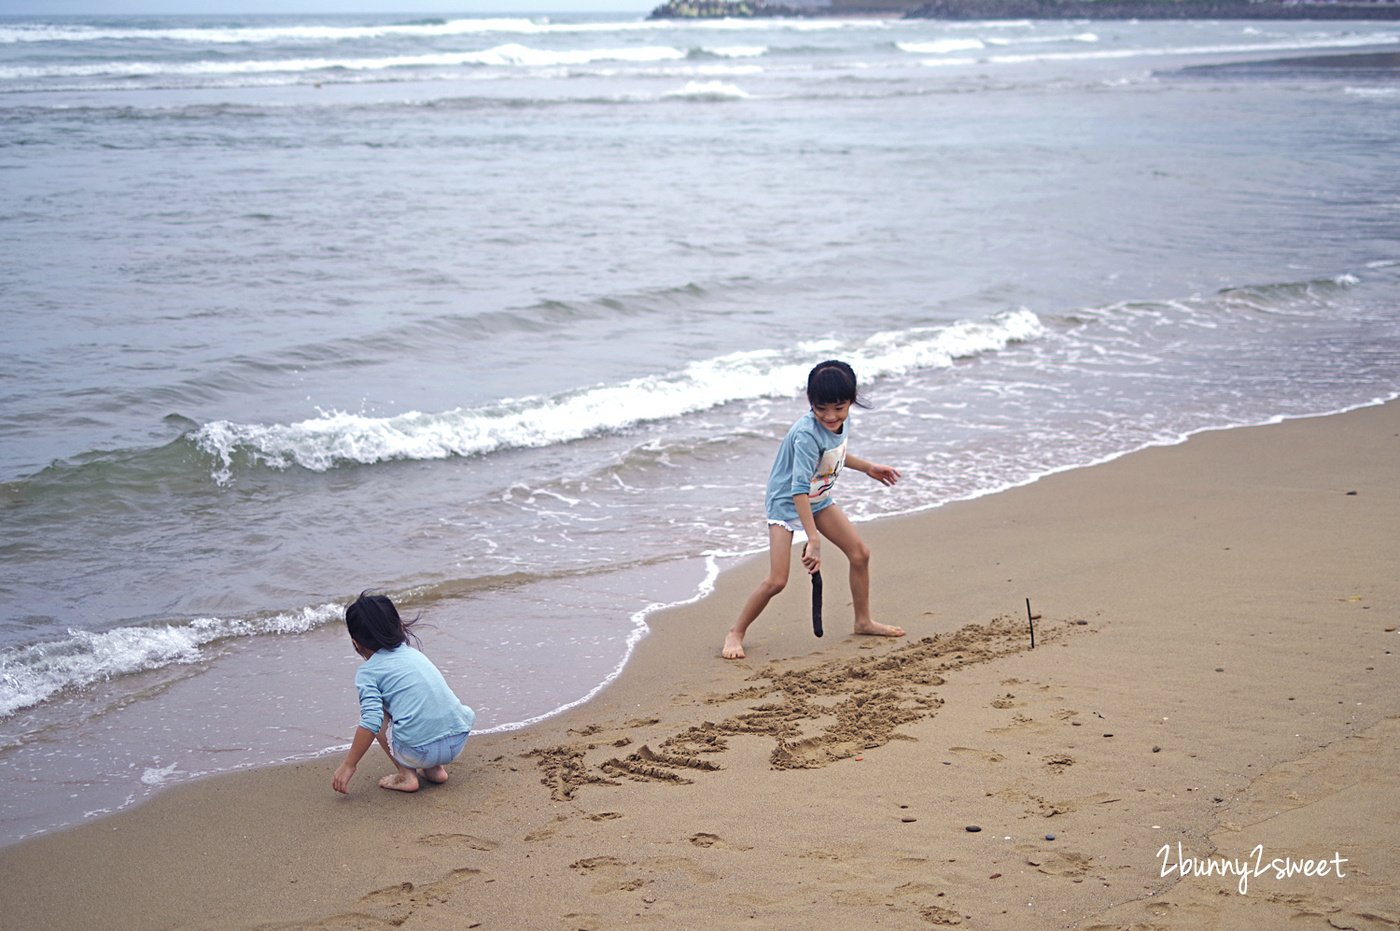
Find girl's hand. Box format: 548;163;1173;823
333;761;356;795
866;463;900;487
801;540;822;575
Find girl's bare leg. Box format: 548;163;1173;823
374;720;421;792
723;524;795;659
814;505;904;638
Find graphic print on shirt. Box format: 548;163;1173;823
808;439;847;504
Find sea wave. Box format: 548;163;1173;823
663;79;751;100
984;33;1099;47
697;45;768;58
896;38;986;55
0;16;893;47
0;603;341;719
918;32;1400;68
0;43;690;81
0;18;556;45
894;32;1098;55
192;309;1045;479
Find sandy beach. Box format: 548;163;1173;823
2;400;1396;931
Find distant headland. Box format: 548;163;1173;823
648;0;1400;19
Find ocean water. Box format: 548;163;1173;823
1;11;1398;847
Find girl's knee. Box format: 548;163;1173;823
759;575;788;598
849;543;871;569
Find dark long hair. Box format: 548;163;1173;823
345;591;420;652
806;359;868;408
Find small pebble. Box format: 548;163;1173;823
965;825;982;833
990;873;1002;879
1152;746;1161;753
1045;834;1056;841
902;817;917;823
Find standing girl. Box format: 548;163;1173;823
332;592;476;794
723;360;905;659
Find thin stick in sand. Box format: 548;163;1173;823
811;569;823;638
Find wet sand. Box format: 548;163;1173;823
1;401;1397;930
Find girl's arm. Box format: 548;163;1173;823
332;725;378;794
846;454;900;487
793;493;821;575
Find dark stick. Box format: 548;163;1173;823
811;570;824;638
1026;598;1035;649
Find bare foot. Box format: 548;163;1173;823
854;621;905;638
722;631;746;659
420;765;449;784
379;771;420;792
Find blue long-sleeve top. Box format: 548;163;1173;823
763;410;849;522
354;644;475;749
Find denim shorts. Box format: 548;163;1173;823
390;729;470;770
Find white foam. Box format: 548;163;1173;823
0;15;894;47
139;762;180;786
193;309;1045;480
984;32;1099;47
703;45;767;58
0;18;551;45
1346;86;1400;98
0;603;341;719
0;43;690;81
897;38;985;55
965;33;1400;68
663;79;750;100
466;43;688;68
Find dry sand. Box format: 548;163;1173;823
2;401;1397;931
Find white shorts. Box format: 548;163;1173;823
767;518;803;534
389;727;470;770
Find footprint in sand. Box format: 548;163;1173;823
350;867;483;925
418;833;500;851
568;724;605;737
638;856;717;883
948;746;1005;764
688;832;751;851
1021;847;1093;878
920;904;965;925
571;856;628;872
524;814;570;842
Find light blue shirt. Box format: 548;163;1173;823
355;644;475;749
764;410;848;522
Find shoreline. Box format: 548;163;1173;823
2;400;1397;929
5;398;1389;853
